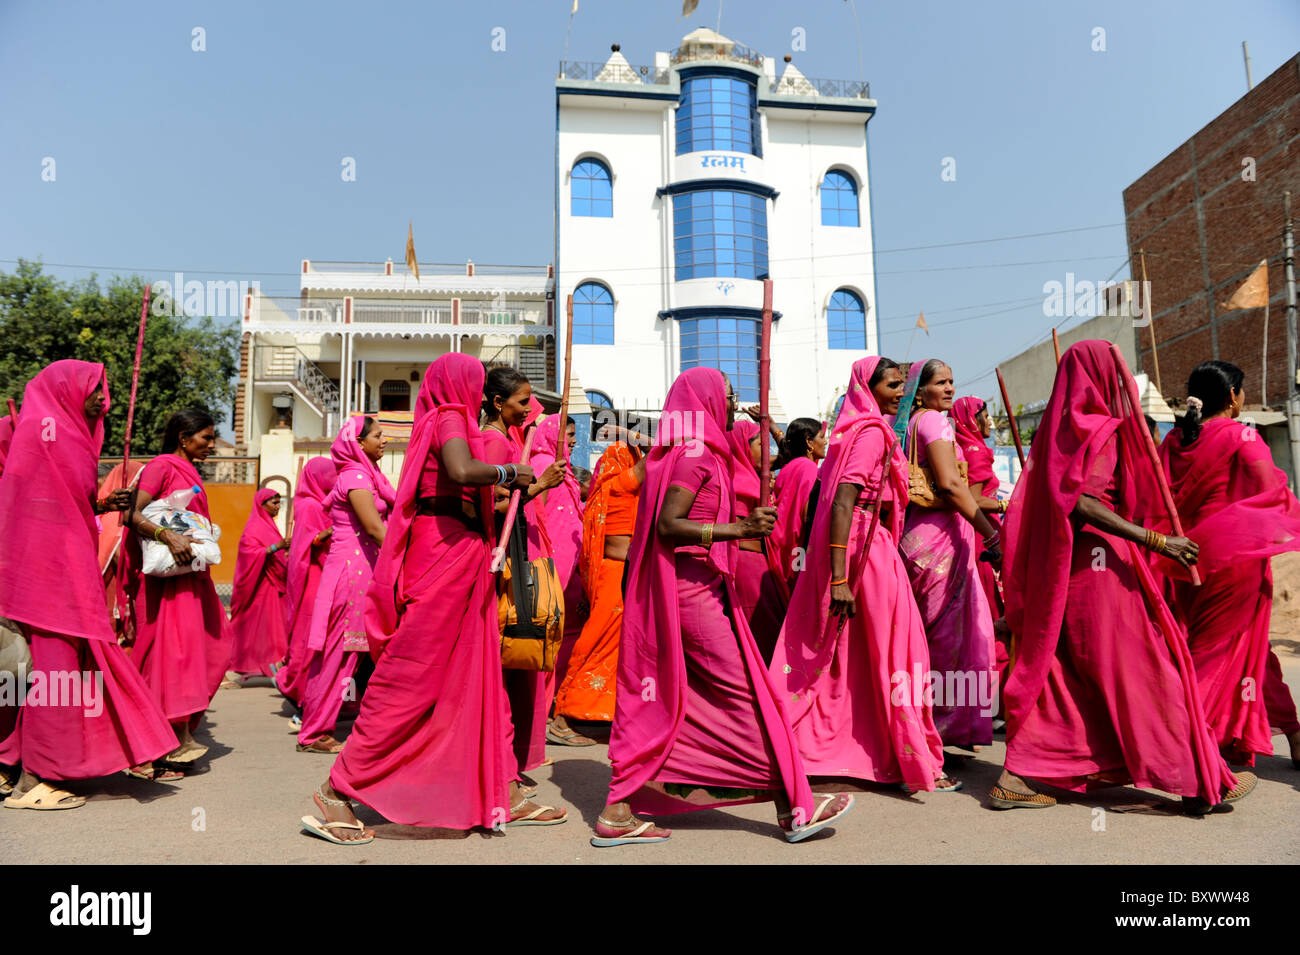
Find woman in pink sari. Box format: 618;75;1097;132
1158;360;1300;768
95;460;143;635
123;408;231;776
0;414;13;475
227;489;291;679
275;457;336;708
0;361;177;805
726;418;789;661
297;416;393;754
481;367;568;776
897;360;1000;751
772;357;954;793
527;413;595;747
302;354;560;844
993;341;1252;814
593;368;854;847
770;417;826;588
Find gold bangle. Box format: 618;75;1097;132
829;543;848;549
701;523;714;548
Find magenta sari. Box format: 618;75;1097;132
899;396;995;747
0;361;176;777
275;457;336;705
298;416;394;745
771;357;945;789
126;454;232;729
1158;417;1300;765
227;488;289;676
725;419;786;658
607;368;813;817
771;455;818;586
1002;341;1234;801
332;354;513;829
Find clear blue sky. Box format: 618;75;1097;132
3;0;1297;410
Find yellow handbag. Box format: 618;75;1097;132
496;507;564;671
907;411;968;508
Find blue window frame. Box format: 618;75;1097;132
676;74;761;156
673;190;768;280
678;316;761;403
571;159;612;217
820;170;859;227
827;289;866;350
572;282;614;345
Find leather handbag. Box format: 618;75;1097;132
496;505;564;671
907;410;968;508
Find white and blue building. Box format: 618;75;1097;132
556;27;879;421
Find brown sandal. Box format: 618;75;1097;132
297;737;345;754
988;784;1055;809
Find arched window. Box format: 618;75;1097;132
827;289;866;350
571;159;612;217
573;282;614;345
820;170;859;227
585;389;614;409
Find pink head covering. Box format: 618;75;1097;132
329;414;396;509
0;415;14;475
0;360;117;641
229;488;286;616
951;396;997;494
608;367;812;816
285;456;336;621
889;356;941;447
529;414;583;549
366;354;490;655
531;414;582;508
726;419;761;509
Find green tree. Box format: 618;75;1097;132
0;260;239;454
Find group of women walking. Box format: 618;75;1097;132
0;339;1296;845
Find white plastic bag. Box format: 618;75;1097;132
141;500;223;577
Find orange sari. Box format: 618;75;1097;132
555;443;641;721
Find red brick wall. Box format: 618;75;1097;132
1123;54;1300;407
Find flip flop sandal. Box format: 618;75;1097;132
782;792;855;843
125;766;184;782
546;725;598;747
300;815;375;846
296;738;345;754
0;769;16;797
288;714;303;730
933;776;964;793
163;740;209;764
591;817;671;847
4;781;86;810
505;803;568;827
988;785;1056;809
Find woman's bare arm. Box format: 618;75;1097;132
348;489;387;547
656;485;775;547
1073;494;1198;568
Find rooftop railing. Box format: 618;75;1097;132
557;60;670;85
770;75;871;99
670;39;765;69
306;261;552;277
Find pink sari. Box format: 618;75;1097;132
1002;341;1234;801
771;455;818;586
299;416;393;745
0;361;176;777
125;453;232;728
899;399;995;747
529;414;587;686
227;488;289;676
771;357;945;789
0;415;13;475
951;396;1003;616
483;427;549;774
332;354;513;828
1158;417;1300;765
607;368;813;817
275;457;336;705
726;419;786;659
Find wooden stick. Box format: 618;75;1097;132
1052;327;1062;366
121;284;151;475
759;279;773;507
996;366;1025;467
5;398;16;420
1108;343;1200;586
557;294;575;467
287;455;304;537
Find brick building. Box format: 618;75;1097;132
1122;53;1299;408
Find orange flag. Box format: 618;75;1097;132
1221;259;1268;310
916;312;929;335
405;222;420;281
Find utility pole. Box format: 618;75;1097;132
1284;191;1300;493
1242;41;1254;91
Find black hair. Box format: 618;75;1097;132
1180;360;1244;445
917;358;948;389
160;408;215;453
358;415;378;440
775;417;824;470
483;365;530;421
868;357;901;389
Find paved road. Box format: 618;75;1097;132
4;653;1298;865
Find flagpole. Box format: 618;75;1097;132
904;325;918;362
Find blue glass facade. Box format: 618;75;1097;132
676;74;761;156
673;190;768;280
820;170;859;227
571;159;612;217
573;282;614;344
827;289;866;350
679;316;761;403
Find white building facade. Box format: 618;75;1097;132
557;29;879;420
